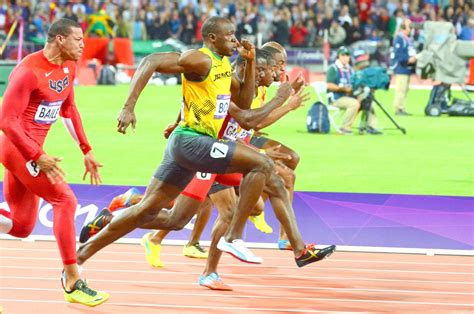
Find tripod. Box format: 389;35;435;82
358;90;407;135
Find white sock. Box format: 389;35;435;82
0;214;13;234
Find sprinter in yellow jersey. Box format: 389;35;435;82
77;41;336;291
75;17;286;269
77;48;302;269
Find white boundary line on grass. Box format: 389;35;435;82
1;235;472;256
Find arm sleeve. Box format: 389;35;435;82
0;67;44;161
394;36;409;65
326;66;337;83
60;87;92;155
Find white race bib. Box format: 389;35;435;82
210;142;229;159
26;160;40;177
34;100;64;124
196;172;211;180
214;94;230;119
222;118;239;141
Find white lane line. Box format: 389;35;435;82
0;299;341;313
2;285;473;297
1;275;473;288
2;256;473;268
1;264;472;276
2;247;472;266
3;236;472;256
0;295;472;308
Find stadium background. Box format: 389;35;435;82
0;0;473;253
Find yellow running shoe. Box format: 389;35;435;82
63;277;109;307
183;242;208;259
249;212;273;234
141;232;164;267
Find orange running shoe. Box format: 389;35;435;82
108;188;141;212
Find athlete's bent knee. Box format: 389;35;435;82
220;206;233;225
267;173;287;197
256;155;274;180
10;224;35;238
134;198;165;227
288;151;300;169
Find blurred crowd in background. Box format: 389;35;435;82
1;0;473;50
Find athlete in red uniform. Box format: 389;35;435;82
0;18;108;306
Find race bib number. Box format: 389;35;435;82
26;160;40;177
222;118;239;141
238;129;252;140
214;94;230;119
196;172;211;180
210;142;229;159
34;100;64;124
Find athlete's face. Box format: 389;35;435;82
257;60;277;87
214;21;238;57
271;52;287;82
58;27;84;61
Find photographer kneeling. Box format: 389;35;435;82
326;46;382;135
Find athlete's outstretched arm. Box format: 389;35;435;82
123;52;181;110
228;82;292;130
118;51;211;134
255;89;311;131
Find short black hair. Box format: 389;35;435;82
261;45;280;58
201;16;230;39
47;18;81;43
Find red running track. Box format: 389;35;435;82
0;240;473;313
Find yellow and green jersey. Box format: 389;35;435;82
250;86;266;109
179;47;233;138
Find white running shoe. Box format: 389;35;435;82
217;237;263;264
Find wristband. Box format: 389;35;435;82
80;143;92;155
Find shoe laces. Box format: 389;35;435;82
193;242;206;253
305;244;316;253
209;272;222;282
74;279;98;297
61;270;92;294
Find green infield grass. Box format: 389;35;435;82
1;85;473;196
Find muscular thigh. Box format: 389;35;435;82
226;140;272;174
154;133;237;188
260;137;293;154
4;170;39;220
